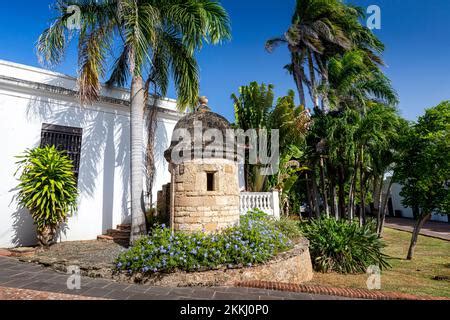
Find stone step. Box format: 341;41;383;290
106;229;130;238
117;224;131;231
97;235;114;241
97;235;130;247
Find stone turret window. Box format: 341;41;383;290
206;172;216;192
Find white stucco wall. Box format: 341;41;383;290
0;60;181;248
391;183;448;222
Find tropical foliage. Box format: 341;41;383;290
394;102;450;259
15;146;78;247
300;217;390;273
256;0;450;264
263;0;401;227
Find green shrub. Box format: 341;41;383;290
300;218;390;274
273;217;302;240
15;146;78;246
115;209;293;274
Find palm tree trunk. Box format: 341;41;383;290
311;171;321;218
145;104;158;211
305;173;314;218
319;157;330;218
337;164;346;218
359;147;366;227
330;183;338;220
307;51;319;108
347;178;355;221
374;175;383;234
407;212;431;260
130;75;147;244
378;179;393;236
292;53;306;107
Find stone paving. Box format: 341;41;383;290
385;217;450;241
0;257;345;300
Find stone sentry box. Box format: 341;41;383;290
159;99;241;233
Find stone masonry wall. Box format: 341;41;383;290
173;158;240;233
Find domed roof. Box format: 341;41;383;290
164;105;235;162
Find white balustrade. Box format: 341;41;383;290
240;191;280;220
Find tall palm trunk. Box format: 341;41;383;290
145;105;158;211
319;157;330;217
130;75;147;244
307;51;319;108
305;173;314;218
374;175;384;234
312;179;321;218
292;53;306;107
311;170;321;218
330;183;338;220
347;154;359;221
378;179;393;236
359;147;366;227
337;164;346;218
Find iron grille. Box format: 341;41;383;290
40;124;83;181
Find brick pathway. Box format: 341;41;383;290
0;286;103;300
0;257;345;300
236;281;449;300
385;217;450;241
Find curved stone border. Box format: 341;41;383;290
114;239;313;287
236;280;450;301
19;239;313;288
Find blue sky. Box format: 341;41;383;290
0;0;449;122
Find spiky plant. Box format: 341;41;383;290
15;146;78;247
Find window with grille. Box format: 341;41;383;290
40;124;83;181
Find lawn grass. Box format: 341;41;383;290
308;228;450;298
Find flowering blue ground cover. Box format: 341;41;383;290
116;210;297;275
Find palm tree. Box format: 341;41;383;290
231;82;274;191
320;50;398;112
37;0;231;243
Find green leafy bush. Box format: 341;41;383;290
116;210;293;274
273;217;302;240
300;218;390;274
15;146;78;246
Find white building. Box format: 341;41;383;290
0;60;182;248
390;183;448;223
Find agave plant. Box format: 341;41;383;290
15;146;78;247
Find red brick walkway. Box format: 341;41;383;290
0;286;104;300
236;281;450;300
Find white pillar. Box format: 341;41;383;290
272;190;280;220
